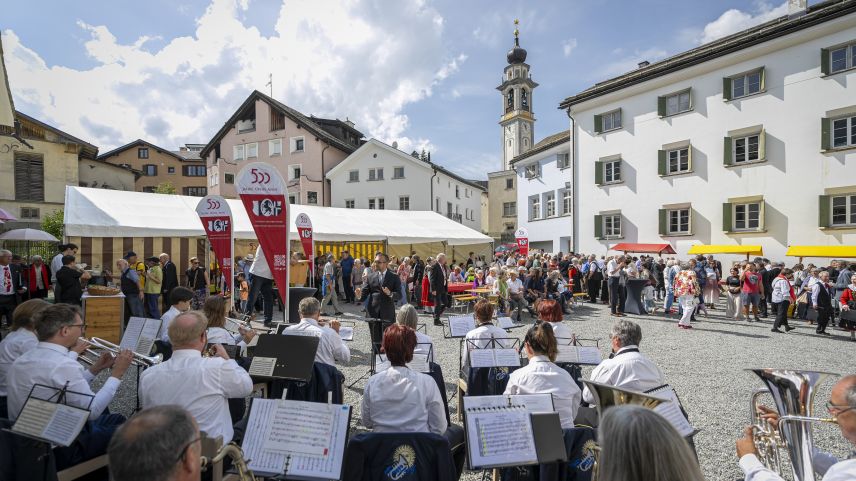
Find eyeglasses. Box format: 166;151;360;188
68;323;86;330
174;435;202;464
826;401;856;416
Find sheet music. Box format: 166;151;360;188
463;394;554;414
469;349;497;368
120;317;145;351
225;317;244;334
266;401;334;457
248;356;277;377
494;348;521;367
121;317;161;355
651;387;695;437
497;317;515;329
12;398;89;447
338;327;354;341
466;407;538;468
555;345;602;365
577;346;602;364
448;314;476;337
469;348;521;368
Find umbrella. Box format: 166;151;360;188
0;228;59;242
0;208;16;222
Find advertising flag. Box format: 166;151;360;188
295;213;314;277
514;227;529;257
195;195;233;295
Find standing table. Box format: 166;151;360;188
623;279;648;315
81;292;125;344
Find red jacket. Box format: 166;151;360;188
28;263;51;291
840;286;856;307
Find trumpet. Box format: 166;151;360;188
77;337;163;367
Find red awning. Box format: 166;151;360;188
610;243;677;255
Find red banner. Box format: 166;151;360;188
295;213;314;275
195;195;233;295
515;227;529;257
236;163;290;307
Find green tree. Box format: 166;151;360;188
154;182;177;194
41;209;64;240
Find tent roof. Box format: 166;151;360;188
785;245;856;258
610;243;676;254
687;245;764;256
63;187;492;246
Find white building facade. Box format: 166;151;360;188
326;139;485;231
561;0;856;261
512;131;573;253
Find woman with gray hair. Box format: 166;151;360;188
396;304;434;362
598;405;704;481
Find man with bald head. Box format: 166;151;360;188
140;311;252;444
737;374;856;480
108;405;201;481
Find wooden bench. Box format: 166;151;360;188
57;454;108;481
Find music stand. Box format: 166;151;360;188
249;334;319;382
347;316;390;389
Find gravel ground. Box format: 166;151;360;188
100;297;856;481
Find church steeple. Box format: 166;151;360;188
497;19;538;171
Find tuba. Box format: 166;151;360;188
748;369;839;481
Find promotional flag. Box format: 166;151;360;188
195;195;233;295
295;213;314;279
514;227;529;257
236;162;290;307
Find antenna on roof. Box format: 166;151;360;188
266;73;273;97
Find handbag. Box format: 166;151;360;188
806;308;819;322
796;291;809;305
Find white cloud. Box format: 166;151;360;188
595;47;669;80
562;38;577;58
2;0;465;152
699;1;788;44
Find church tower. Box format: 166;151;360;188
497;20;538;171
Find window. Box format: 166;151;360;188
348;170;359;182
225;173;234;184
659;89;692;116
603;214;621;238
138;147;149;159
168;166;175;174
345;199;355;209
288;195;296;205
825;43;856;74
604;160;621;184
209;173;219;187
290;137;305;153
733;134;760;163
831;116;856;149
667;208;691;234
659;147;690;175
726;69;764;100
307;191;318;204
530;196;540;221
289;165;302;181
545;192;556;217
269;139;282;156
270;110;286;131
506;178;514;189
734;202;761;230
521;89;529;111
557;153;570;169
830;194;856;226
447;202;453;215
368;197;384;210
399;196;410;210
595;109;622;133
142;164;157;176
14;153;44;202
506;90;514;113
435;198;440;212
393;167;405;179
503;202;516;217
233;144;245;161
246;142;258;159
183;165;207;177
562;190;571;215
524;164;540;179
368;168;383;181
20;207;39;219
183;187;207;197
142;186;155;193
455;185;460;198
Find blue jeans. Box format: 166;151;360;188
399;282;408;306
144;293;160;318
126;294;145;317
664;289;675;314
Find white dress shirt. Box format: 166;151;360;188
282;318;350;366
248;246;272;280
50;253;64;284
740;450;855;481
361;366;447;435
771;277;792;304
504;355;581;429
581;345;665;404
462;323;513;366
0;330;78;396
7;342;119;421
160;306;182;342
415;331;434;363
139;349;252;443
607;259;621;278
545;321;573;341
507;278;524;295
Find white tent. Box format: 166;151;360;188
64;186;493;246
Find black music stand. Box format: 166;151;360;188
347;317;389;389
249;334;319;382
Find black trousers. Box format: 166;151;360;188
0;294;18;328
433;291;447;322
608;277;624;314
343;273;354;302
773;301;790;330
587;276;601;303
245;277;273;323
816;307;831;333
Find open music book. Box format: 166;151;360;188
448;314;476;337
462;393;554;414
496;317;517;329
121;317;162;356
242;399;352;480
646;385;697;437
337;326;354;341
555;345;602;365
11;398;89;447
468;348;521;368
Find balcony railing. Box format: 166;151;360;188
447;213;462;223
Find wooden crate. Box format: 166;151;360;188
82;295;124;344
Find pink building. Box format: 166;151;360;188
200;90;363;204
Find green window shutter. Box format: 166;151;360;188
594;114;603;134
595;161;604;185
657;96;666;117
722;203;733;232
658;209;667;236
723;77;733;101
594;215;603;239
818;195;830;228
821;49;831;75
821;117;831;151
723;137;733;165
657;150;667;176
759;67;766;91
759;129;766;161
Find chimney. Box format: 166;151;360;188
638;60;650;69
344;117;355;128
788;0;807;18
392;141;398;149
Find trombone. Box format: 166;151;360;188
77;337;163;367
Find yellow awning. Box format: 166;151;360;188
687;245;764;256
785;246;856;258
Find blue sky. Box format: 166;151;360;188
2;0;803;179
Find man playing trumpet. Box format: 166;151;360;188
737;375;856;480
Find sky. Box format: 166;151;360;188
2;0;806;179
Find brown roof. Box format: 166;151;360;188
16;111;99;159
97;139;191;163
559;0;856;109
509;130;570;165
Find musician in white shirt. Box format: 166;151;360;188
361;324;446;434
505;323;581;429
396;304;434;362
737;375;856;480
7;303;134;468
160;286;194;343
582;319;664;404
282;297;350;366
140;311;253;444
203;296;255;350
462;300;513;366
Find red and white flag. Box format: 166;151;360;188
195;195;233;294
515;227;529;257
295;213;314;276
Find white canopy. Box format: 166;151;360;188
64;186;492;246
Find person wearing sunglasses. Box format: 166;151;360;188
737;375;856;480
108;405;201;481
